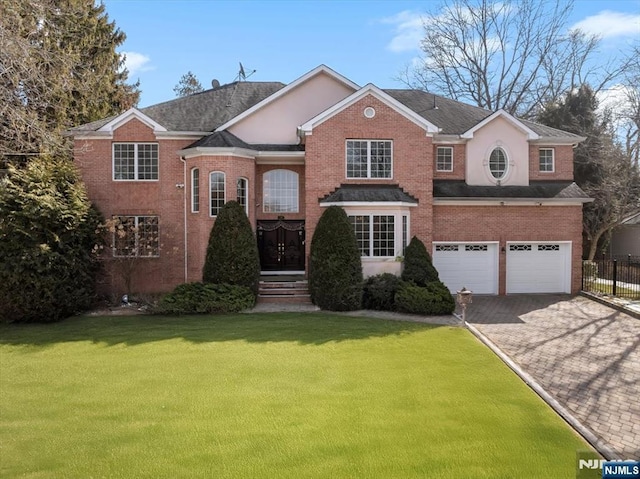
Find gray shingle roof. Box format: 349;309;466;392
70;81;285;132
433;180;590;199
384;89;583;139
320;184;418;203
187;130;305;151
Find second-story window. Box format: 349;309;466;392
489;147;508;179
191;168;199;212
346;140;392;179
436;147;453;172
539;148;554;172
210;172;225;217
113;143;158;180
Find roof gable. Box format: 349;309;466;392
461;109;538;140
215;65;359;133
299;84;440;135
98;108;167;133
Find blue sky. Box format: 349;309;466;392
103;0;640;108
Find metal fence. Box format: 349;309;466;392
582;254;640;299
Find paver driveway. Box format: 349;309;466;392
466;295;640;460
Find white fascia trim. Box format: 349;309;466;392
98;108;167;132
69;131;113;139
299;84;440;136
256;156;305;165
319;201;418;208
155;131;211;139
461;109;538;140
531;136;587;146
433;134;466;144
433;198;592;206
180;146;256;160
214;65;360;133
255;151;305;159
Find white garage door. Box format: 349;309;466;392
506;242;571;293
432;242;498;295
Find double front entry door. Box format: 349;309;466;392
257;220;305;271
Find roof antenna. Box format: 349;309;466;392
235;62;256;82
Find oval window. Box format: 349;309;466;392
489;147;507;179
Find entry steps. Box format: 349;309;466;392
258;278;311;304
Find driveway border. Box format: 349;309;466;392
463;318;619;460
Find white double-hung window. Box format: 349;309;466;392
346;140;392;179
113;143;159;180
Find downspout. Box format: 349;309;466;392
180;156;188;283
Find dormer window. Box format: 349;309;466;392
489;147;507;180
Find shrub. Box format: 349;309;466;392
362;273;401;311
402;236;440;286
155;282;255;315
203;201;260;296
0;157;103;323
395;281;455;315
309;206;363;311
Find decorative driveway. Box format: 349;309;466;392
465;295;640;460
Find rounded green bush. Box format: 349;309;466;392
395;281;455;315
155;282;255;315
362;273;402;311
309;206;363;311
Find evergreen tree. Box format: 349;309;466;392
1;0;140;163
173;71;204;97
202;201;260;296
0;156;103;322
401;236;440;286
308;206;363;311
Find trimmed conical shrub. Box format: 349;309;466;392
203;201;260;296
402;236;440;286
308;206;363;311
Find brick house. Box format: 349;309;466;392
69;65;590;296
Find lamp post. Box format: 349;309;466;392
456;287;473;323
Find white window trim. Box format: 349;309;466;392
191;168;199;213
345;139;393;180
112;215;160;258
436;146;454;172
346;208;410;259
263;169;299;213
209;171;226;218
539;148;555;173
112;142;159;181
237;177;249;216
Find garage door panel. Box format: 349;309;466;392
433;243;498;295
506;243;570;294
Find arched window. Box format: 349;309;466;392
237;177;248;216
191;168;199;213
210;172;225;217
263;169;298;213
489;147;507;179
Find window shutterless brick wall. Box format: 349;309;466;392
304;94;434;270
433;143;466;180
528;144;574;180
433;204;584;294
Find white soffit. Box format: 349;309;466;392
461;109;539;140
98;108;167;132
214;65;360;133
299;84;440;135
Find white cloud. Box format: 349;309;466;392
571;10;640;38
380;10;424;53
121;51;152;76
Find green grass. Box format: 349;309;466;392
0;313;592;478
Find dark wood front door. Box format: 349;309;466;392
257;220;305;271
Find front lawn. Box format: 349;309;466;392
0;313;592;478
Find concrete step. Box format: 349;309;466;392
257;294;312;304
258;280;311;304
